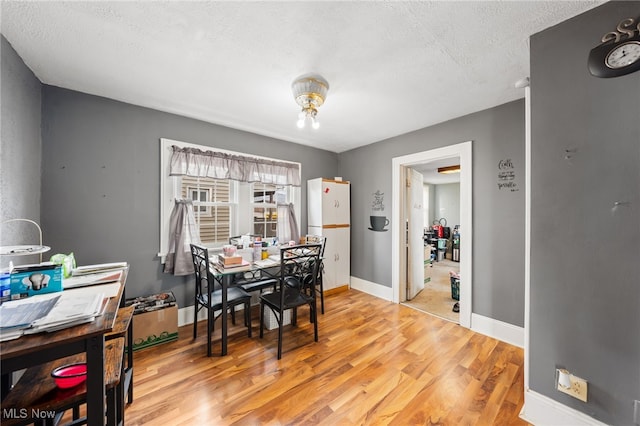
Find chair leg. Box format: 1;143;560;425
193;298;198;339
126;321;134;404
277;313;284;360
319;276;325;314
311;302;318;342
106;385;117;426
245;301;252;338
115;376;125;425
259;303;265;338
207;307;213;357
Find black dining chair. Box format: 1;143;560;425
305;234;327;314
190;243;252;356
259;243;322;359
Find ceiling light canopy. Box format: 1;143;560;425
437;165;461;174
292;74;329;130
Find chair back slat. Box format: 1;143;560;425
278;243;322;305
190;244;217;299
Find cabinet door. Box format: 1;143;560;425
333;227;351;288
322;181;350;225
331;182;350;225
321;228;338;290
322;227;350;290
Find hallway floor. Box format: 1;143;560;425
404;257;460;322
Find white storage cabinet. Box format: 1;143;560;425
307;178;350;291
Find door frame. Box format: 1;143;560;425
391;141;473;328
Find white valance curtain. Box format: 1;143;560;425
169;145;301;186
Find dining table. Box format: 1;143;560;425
209;245;323;356
209;256;279;356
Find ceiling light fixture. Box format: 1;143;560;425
437;165;461;174
292;74;329;130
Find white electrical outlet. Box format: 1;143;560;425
556;369;588;402
633;399;639;425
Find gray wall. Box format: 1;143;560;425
0;36;42;268
529;2;640;424
339;99;526;327
39;86;338;307
434;183;460;229
425;183;436;226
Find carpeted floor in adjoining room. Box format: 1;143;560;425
403;257;460;322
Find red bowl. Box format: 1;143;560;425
51;363;87;389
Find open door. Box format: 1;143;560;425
406;168;424;300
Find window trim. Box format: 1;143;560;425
159;138;301;262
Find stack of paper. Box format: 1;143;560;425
0;295;61;341
71;262;127;277
253;258;279;268
25;291;105;334
64;269;124;289
0;284;115;340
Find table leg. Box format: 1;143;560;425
221;275;229;356
207;290;213;357
86;335;106;425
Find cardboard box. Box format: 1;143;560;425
125;292;178;351
217;254;242;266
10;264;63;300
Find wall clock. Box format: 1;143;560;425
588;17;640;78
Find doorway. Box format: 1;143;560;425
391;141;472;329
404;161;461;322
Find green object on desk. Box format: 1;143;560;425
49;252;76;278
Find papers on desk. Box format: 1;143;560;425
71;262;127;277
0;283;117;341
0;295;61;341
64;269;124;289
254;258;279;268
25;291;105;334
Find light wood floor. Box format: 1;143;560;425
404;258;460;323
124;289;527;425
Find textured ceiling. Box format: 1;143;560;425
1;1;604;153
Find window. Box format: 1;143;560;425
188;186;210;214
252;183;288;238
159;138;301;259
182;176;234;245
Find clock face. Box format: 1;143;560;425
605;41;640;69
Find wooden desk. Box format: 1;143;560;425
0;278;126;425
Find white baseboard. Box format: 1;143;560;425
520;389;607;426
471;313;524;348
178;305;205;327
350;276;393;301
